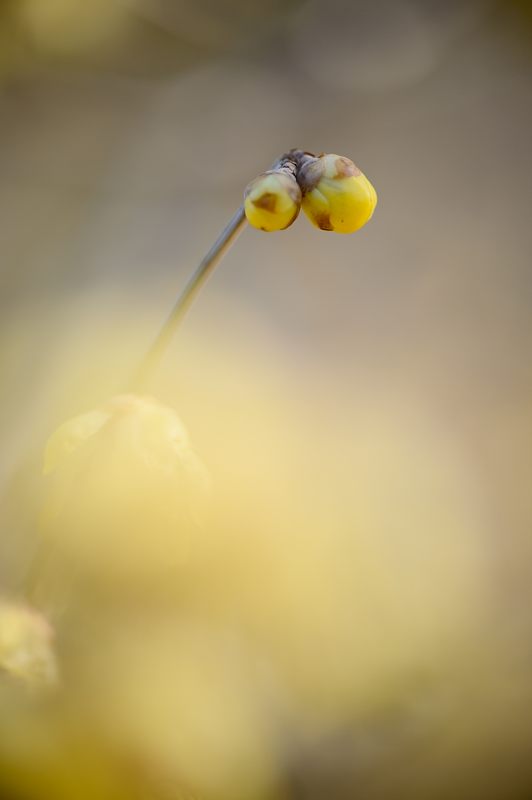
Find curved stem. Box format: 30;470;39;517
130;205;247;391
128;150;306;392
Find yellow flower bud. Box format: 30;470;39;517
299;153;377;233
244;171;302;232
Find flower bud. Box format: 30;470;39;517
244;171;302;232
299;153;377;233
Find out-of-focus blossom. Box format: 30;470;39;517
41;394;209;587
0;600;57;688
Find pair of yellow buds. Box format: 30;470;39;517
244;150;377;234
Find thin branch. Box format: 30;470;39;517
130;205;247;391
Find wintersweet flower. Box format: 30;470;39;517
298;152;377;233
244;170;302;231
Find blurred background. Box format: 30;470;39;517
1;1;532;798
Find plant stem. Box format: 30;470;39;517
129;151;305;391
130;205;247;391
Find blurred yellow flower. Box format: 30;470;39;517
0;600;57;688
41;394;209;586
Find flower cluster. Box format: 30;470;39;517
244;150;377;234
